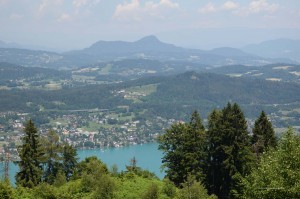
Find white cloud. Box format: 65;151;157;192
73;0;88;8
198;0;279;17
198;3;216;14
160;0;179;9
38;0;64;15
249;0;279;13
222;1;239;10
113;0;179;21
58;13;72;22
113;0;140;21
72;0;100;8
232;0;279;17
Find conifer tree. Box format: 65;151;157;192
159;111;206;186
185;111;206;181
205;109;222;194
62;143;78;181
42;130;62;184
16;120;44;188
205;103;254;199
252;111;277;156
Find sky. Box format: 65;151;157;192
1;0;300;51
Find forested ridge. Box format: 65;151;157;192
1;71;300;118
1;103;300;198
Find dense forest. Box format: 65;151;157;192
1;71;300;119
1;103;300;198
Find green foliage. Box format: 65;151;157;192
161;179;176;198
158;111;206;186
115;173;163;199
75;156;108;178
91;174;116;199
33;183;58;199
53;170;66;187
0;179;15;199
177;175;216;199
110;164;119;177
62;143;78;181
124;157;158;179
75;156;111;195
42;130;63;184
4;104;300;198
16;120;45;188
241;128;300;199
204;109;222;194
205;103;254;198
142;183;159;199
252;111;277;157
14;186;34;199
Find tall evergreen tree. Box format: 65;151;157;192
42;130;62;184
16;120;44;188
185;111;206;181
158;111;206;186
205;109;222;195
252;111;277;157
205;103;254;199
62;143;78;181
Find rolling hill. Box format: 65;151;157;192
1;71;299;121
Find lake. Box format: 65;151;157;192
0;142;165;185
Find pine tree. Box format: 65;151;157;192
252;111;277;157
62;143;78;181
205;109;222;195
205;103;254;199
185;111;206;182
158;111;206;186
16;120;44;188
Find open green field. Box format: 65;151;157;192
126;84;157;95
99;64;112;74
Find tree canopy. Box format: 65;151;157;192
158;111;207;186
16;120;45;188
251;111;277;157
242;128;300;198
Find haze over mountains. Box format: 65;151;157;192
0;36;299;69
243;38;300;62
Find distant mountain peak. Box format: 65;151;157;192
136;35;161;43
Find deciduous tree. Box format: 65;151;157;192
242;128;300;198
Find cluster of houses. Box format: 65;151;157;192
0;110;176;160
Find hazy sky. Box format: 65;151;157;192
1;0;300;51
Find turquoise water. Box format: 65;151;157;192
1;142;164;185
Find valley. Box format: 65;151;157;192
1;60;300;158
1;36;300;160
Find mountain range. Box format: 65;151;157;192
243;38;300;62
0;36;299;69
